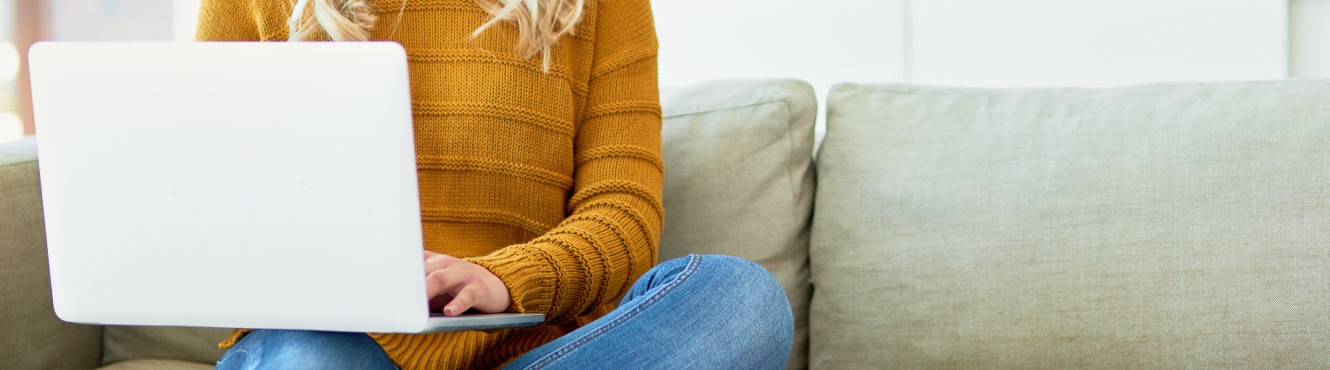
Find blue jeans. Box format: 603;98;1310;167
216;255;794;369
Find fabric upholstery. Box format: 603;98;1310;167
0;138;103;370
658;79;817;370
811;80;1330;368
102;326;230;366
96;359;213;370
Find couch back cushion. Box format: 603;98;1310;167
811;81;1330;368
0;138;103;370
659;79;817;369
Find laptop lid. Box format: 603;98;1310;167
30;42;430;333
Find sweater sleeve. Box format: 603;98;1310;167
195;0;261;41
465;0;663;321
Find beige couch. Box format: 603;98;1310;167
2;79;1327;369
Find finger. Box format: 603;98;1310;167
425;268;465;300
443;287;475;317
422;252;459;273
428;294;454;312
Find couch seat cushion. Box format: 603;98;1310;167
102;326;232;366
97;359;213;370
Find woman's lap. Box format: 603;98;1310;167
215;329;397;370
215;255;793;370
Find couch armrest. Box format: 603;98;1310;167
0;138;102;370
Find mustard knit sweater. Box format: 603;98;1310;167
196;0;663;368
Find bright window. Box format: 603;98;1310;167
0;0;18;143
1;0;191;144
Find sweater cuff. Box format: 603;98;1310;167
465;245;558;315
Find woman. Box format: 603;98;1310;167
200;0;794;369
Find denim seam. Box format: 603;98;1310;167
521;255;704;369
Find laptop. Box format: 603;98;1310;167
28;42;544;334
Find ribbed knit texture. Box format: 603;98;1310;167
196;0;662;368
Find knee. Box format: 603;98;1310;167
649;255;791;321
693;255;795;361
698;255;787;301
693;256;792;326
699;254;770;277
655;255;790;319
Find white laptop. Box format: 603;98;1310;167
28;42;544;334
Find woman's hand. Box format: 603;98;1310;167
423;251;512;316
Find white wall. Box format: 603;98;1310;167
157;1;1330;82
655;0;1330;87
652;0;1304;143
908;0;1287;87
651;0;906;133
1292;0;1330;77
652;0;907;143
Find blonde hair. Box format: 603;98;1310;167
288;0;586;71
